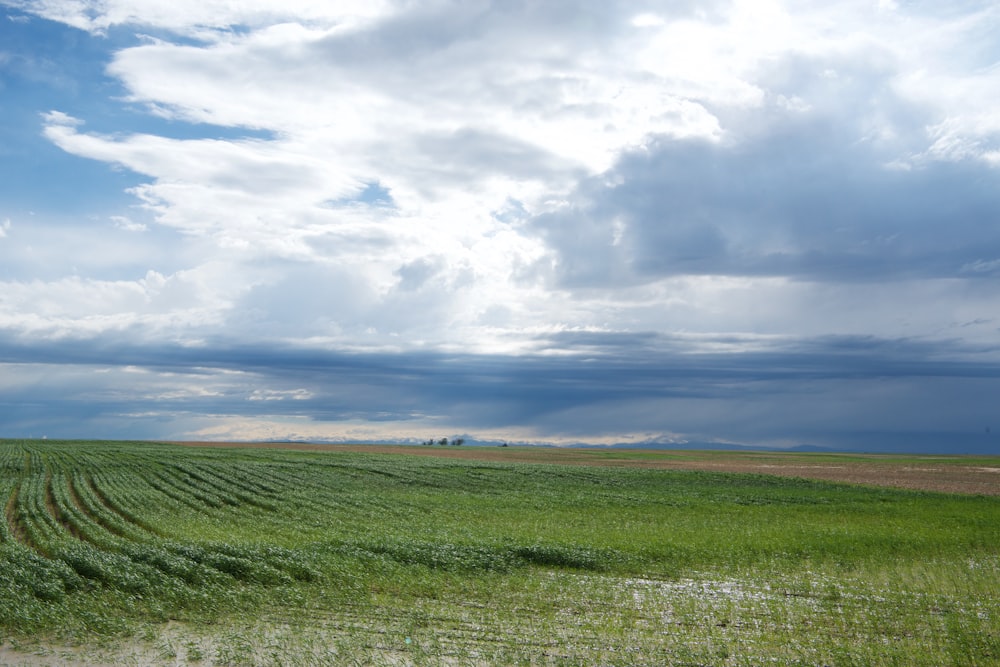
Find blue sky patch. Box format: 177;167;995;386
0;0;999;451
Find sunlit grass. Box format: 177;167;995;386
1;439;998;665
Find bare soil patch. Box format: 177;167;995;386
172;442;1000;496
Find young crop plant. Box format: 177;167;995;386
183;464;280;511
0;439;998;666
69;472;151;543
14;471;65;555
97;469;192;527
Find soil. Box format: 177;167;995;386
172;442;1000;496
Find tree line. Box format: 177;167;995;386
421;437;464;446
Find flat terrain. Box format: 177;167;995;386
2;440;998;665
178;441;1000;496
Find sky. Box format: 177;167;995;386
0;0;999;452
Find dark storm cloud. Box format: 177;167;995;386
532;134;1000;286
1;333;998;451
528;54;1000;287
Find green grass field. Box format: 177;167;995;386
1;439;998;665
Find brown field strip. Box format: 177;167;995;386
171;442;1000;496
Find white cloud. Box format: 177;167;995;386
5;0;393;35
248;388;312;401
0;260;260;338
111;215;147;232
19;3;752;350
40;109;82;126
5;0;997;363
0;218;10;238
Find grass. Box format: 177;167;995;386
0;439;998;665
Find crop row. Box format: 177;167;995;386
86;469;320;582
0;442;325;601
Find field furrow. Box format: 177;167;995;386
182;464;280;511
1;439;998;666
51;472;130;551
16;472;67;555
165;463;243;507
45;471;88;542
0;483;14;544
88;470;173;538
142;468;226;514
69;472;147;542
4;483;29;547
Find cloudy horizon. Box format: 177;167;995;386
1;1;999;452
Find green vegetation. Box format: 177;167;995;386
0;439;998;665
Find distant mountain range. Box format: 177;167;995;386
256;432;998;455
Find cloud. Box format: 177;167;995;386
2;0;393;35
0;254;267;340
518;16;1000;297
111;215;147;232
0;333;998;451
3;1;1000;451
528;121;1000;288
962;258;1000;275
248;388;312;401
40;109;83;127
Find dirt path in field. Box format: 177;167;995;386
172;442;1000;496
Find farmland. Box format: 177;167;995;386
1;440;998;665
